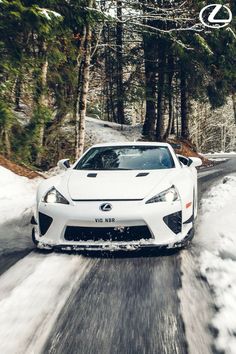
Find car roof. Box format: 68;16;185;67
91;142;172;148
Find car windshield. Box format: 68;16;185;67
74;146;175;170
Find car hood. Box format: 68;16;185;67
67;169;172;200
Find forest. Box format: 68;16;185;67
0;0;235;169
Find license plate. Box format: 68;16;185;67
95;218;116;223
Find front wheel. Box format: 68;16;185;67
32;229;53;252
32;227;39;246
180;226;195;249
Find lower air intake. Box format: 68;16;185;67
64;226;152;242
39;212;53;236
163;211;182;235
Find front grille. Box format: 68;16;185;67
64;225;152;242
163;211;182;235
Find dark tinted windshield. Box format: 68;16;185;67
75;146;175;170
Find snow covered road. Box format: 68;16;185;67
0;253;94;354
0;157;236;354
198;175;236;354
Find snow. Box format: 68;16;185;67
204;152;236;156
62;116;142;148
39;8;62;21
85;117;142;145
196;175;236;354
0;167;40;226
208;158;229;162
0;252;94;354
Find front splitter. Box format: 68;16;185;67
33;227;194;252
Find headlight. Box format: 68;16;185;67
146;186;179;204
43;187;69;204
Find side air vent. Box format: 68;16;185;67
39;212;53;236
163;211;182;235
87;173;97;178
136;173;149;177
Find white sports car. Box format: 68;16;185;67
32;142;202;251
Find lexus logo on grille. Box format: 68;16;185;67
100;203;112;212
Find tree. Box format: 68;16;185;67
0;0;62;165
116;0;125;125
74;0;96;158
142;30;157;138
1;0;236;167
0;101;15;157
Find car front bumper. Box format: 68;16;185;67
33;199;193;250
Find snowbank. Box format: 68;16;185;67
0;166;40;226
197;175;236;354
205;152;236;155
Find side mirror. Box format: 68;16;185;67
58;159;70;170
177;154;189;166
189;157;202;168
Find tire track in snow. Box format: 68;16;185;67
179;249;214;354
0;252;95;354
43;254;188;354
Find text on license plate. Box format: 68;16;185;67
95;218;116;223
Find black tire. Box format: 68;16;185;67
32;227;39;247
181;226;195;249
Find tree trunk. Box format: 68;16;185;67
74;46;85;156
163;54;174;140
15;73;22;111
171;112;175;135
156;42;166;141
142;36;157;138
75;19;92;159
4;128;11;158
103;23;116;122
232;93;236;125
35;42;48;166
116;0;125;124
107;29;116;122
180;66;189;140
